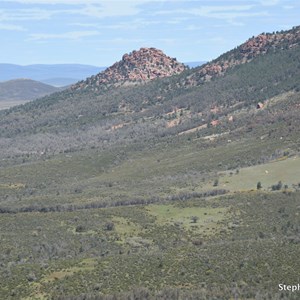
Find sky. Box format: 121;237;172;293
0;0;299;66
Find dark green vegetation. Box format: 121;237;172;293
1;26;300;299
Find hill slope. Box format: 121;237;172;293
186;25;300;85
1;30;300;150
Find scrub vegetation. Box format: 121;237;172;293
1;26;300;299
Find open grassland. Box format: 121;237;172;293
146;204;228;236
215;155;300;192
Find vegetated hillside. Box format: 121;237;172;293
72;47;186;91
0;79;60;101
0;36;300;160
186;25;300;85
1;26;300;300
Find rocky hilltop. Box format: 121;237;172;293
187;25;300;85
72;47;186;91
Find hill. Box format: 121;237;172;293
71;47;186;91
0;78;61;104
0;26;300;300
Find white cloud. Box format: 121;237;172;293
2;0;153;9
155;5;268;22
28;30;99;40
0;23;26;31
2;0;122;3
156;4;255;15
70;19;166;30
165;17;189;24
186;25;203;31
0;1;150;21
71;2;147;18
209;11;268;19
283;5;294;10
260;0;280;6
105;37;146;43
69;22;99;28
0;8;56;21
69;22;138;30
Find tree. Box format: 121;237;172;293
104;222;115;231
75;225;85;233
271;181;282;191
191;216;199;223
257;181;262;190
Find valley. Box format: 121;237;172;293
0;26;300;299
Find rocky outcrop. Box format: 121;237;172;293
72;47;186;91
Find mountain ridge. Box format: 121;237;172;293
66;25;300;93
186;25;300;85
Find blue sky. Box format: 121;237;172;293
0;0;299;66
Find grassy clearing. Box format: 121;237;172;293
0;182;25;189
146;204;228;235
25;258;97;300
112;216;143;242
217;155;300;191
44;258;96;282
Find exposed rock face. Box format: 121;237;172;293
187;26;300;85
72;47;186;91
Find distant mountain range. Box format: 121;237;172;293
0;62;205;87
0;64;105;87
